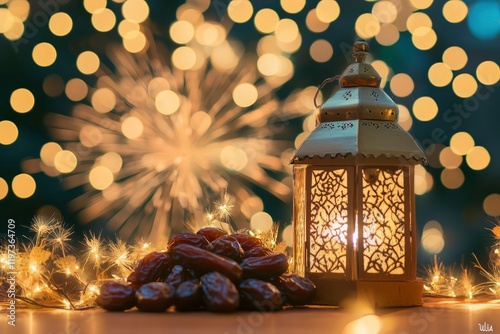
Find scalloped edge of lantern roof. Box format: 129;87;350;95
292;120;426;164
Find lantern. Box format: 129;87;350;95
291;40;426;307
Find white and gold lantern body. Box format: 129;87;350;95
292;41;426;307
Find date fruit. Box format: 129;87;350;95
135;282;175;312
239;279;283;311
174;279;202;312
171;244;242;283
242;246;273;259
164;265;190;289
206;235;244;263
127;251;173;285
96;281;136;312
240;253;288;279
196;227;227;242
201;272;239;312
270;273;316;305
231;233;263;252
168;233;209;250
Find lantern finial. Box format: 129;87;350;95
352;39;369;63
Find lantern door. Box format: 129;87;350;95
356;166;414;281
303;165;356;280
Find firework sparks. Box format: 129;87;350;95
45;25;300;243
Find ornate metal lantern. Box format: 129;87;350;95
291;40;426;307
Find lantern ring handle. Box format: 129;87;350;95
313;75;340;109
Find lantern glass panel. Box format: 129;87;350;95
309;167;349;274
360;167;407;275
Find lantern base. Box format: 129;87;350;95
310;279;423;307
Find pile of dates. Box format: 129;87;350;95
96;228;316;312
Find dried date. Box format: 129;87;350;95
171;244;242;283
127;251;173;285
196;227;227;242
174;279;202;312
96;281;136;312
164;265;190;289
135;282;175;312
240;253;288;279
206;235;244;262
242;246;273;259
168;233;209;250
239;279;283;311
231;233;263;251
269;273;316;305
201;272;239;312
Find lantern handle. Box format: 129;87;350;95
313;75;340;109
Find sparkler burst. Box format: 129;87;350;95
45;27;299;243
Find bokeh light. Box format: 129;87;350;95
467;0;500;40
77;51;100;75
410;0;433;10
316;0;340;23
422;220;445;254
32;42;57;67
91;8;116;32
65;78;88;101
355;13;380;39
372;1;398;23
232;83;258;107
122;0;150;23
397;104;413;131
121;116;144;139
227;0;253;24
428;62;453;87
443;0;468;23
476;61;500;85
155;90;180;115
172;46;196;70
483;194;500;217
0;120;18;145
282;224;293;247
43;74;65;97
250;211;273;233
10;88;34;113
375;23;399;46
12;173;36;199
54;150;77;173
123;30;147;53
390;73;414;97
440;168;465;189
89;166;114;190
84;0;107;14
443;46;467;71
412;96;438;122
40;142;62;167
309;39;333;63
452;73;478;98
49;12;73;36
450;132;475;156
439;147;463;169
91;88;116;113
0;177;8;200
466;146;490;170
254;8;279;34
280;0;305;14
170;20;195;44
275;19;299;43
306;9;329;33
342;315;382;334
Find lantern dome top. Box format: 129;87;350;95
292;40;426;165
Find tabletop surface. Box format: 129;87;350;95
1;298;500;334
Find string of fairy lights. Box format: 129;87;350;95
0;0;499;292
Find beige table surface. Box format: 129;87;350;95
1;298;500;334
